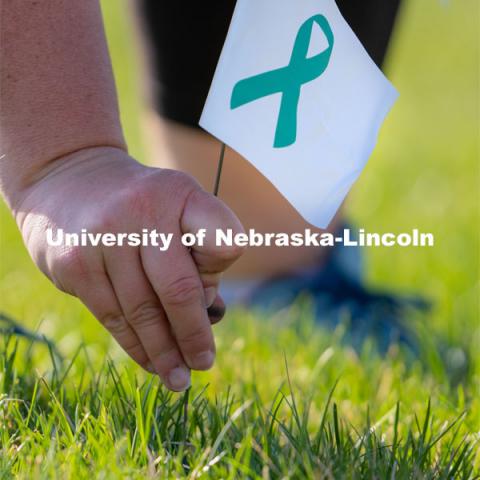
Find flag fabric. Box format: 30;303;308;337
199;0;398;228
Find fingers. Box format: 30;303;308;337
72;269;152;372
208;295;226;325
103;246;191;391
141;233;216;372
59;174;244;391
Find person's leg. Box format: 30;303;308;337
136;0;402;280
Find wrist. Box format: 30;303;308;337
4;144;130;221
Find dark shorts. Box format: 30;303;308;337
139;0;402;128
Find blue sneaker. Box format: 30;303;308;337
221;225;429;353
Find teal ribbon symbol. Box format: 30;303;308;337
230;14;334;148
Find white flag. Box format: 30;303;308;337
200;0;398;228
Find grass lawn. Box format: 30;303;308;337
0;0;478;478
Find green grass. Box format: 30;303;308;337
0;0;479;477
0;321;478;479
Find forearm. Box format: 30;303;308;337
0;0;126;210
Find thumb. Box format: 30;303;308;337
181;187;245;281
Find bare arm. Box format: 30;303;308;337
0;0;244;391
0;0;124;208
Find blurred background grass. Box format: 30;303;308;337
0;0;478;436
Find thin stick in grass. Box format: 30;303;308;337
183;142;226;440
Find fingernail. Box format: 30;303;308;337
193;350;215;370
208;300;226;324
168;366;191;391
204;287;217;308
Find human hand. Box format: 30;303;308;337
12;147;244;391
